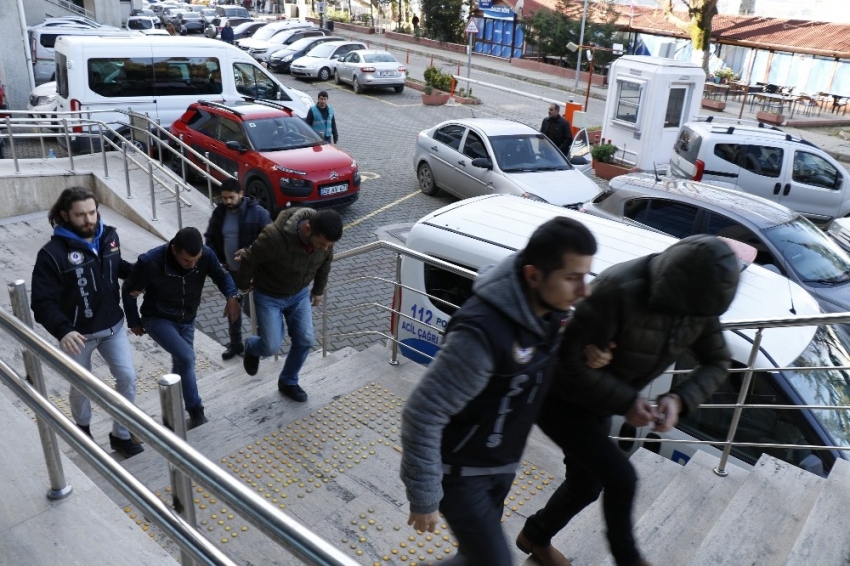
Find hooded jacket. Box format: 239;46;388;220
400;253;568;515
548;235;739;418
203;196;272;268
235;207;333;298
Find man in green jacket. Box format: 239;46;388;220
236;208;343;401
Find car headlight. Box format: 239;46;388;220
279;177;312;189
38;94;57;106
282;54;293;62
274;165;307;175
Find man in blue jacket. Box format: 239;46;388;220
305;91;338;144
123;227;241;429
31;187;143;458
204;178;271;360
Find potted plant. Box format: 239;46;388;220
454;87;481;105
421;66;451;106
591;143;632;180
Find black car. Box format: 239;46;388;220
173;11;205;33
268;34;343;73
231;21;266;41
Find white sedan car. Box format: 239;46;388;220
334;49;406;94
27;81;58;123
413;119;600;207
289;41;366;81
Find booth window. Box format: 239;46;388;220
664;87;687;128
614;80;642;124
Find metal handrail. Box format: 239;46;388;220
0;291;358;566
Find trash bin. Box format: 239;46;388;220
326;19;334;31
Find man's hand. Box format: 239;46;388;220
128;288;144;299
311;294;323;307
654;394;682;433
407;511;440;533
625;396;657;427
233;248;246;262
130;325;146;337
60;331;86;355
224;297;242;324
584;342;616;369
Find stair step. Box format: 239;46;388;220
549;448;684;565
598;450;747;566
688;454;824;565
785;458;850;564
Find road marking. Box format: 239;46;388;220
344;191;420;230
326;84;420;107
360;171;380;180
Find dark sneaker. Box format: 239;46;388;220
109;433;145;458
222;341;244;360
243;342;259;376
278;382;308;402
188;406;208;430
77;423;93;440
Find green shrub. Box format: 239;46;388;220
423;65;454;92
590;143;618;163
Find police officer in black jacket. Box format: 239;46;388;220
204;178;271;360
31;187;144;458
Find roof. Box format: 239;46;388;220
611;173;799;229
197;100;294;119
435;118;537;137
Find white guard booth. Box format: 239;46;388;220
601;56;706;171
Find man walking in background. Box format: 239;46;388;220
541;103;573;155
220;21;234;44
305;91;338;145
237;208;342;403
204;178;271;360
31;187;143;458
123;227;241;429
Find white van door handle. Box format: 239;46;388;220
457;160;466;166
430;145;438;152
783;183;791;196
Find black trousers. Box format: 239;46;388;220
523;408;641;566
439;472;515;566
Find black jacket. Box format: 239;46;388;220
540;114;573;154
548;235;740;418
31;224;133;340
122;242;237;326
203;196;271;269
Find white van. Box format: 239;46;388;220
397;194;850;476
28;24;131;85
53;35;314;151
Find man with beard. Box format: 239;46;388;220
540;103;573;154
31;187;144;458
204;178;271;360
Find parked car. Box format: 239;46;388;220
290;41;366;81
169;100;360;213
173;11;205;33
200;8;217;25
583;173;850;316
128;10;161;28
39;16;104;28
235;21;312;51
247;26;324;63
334;49;406;94
412;118;600;207
230;21;268;41
206;16;254;38
669;119;850;225
267;35;343;73
215;5;250;18
27;81;58;124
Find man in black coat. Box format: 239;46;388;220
541;103;573;155
517;235;741;566
204;178;271;359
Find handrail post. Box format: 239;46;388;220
99;123;109;178
714;327;764;477
205;152;214;208
123;142;132;198
180;134;187;181
158;374;197;566
7;280;72;500
6;117;20;174
62;119;75;172
148;161;158;221
175;183;183;230
389;253;402;365
88;112;95;155
322;288;328;357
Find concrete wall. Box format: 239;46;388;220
0;173;95;218
0;1;33;112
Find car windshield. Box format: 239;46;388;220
784;325;850;449
243;116;324;151
762;218;850;284
363;53;397;63
287;37;319;50
253;25;281;40
489;134;570;172
306;43;338;58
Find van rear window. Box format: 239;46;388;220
41;34;60;49
673;126;702;164
56;52;69;99
87;57;222;98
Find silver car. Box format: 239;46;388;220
334;49;406;94
290;41;366;81
412;118;601;207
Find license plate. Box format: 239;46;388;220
379;71;395;77
320;183;348;196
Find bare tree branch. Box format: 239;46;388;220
657;0;691;31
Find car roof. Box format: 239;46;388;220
609;173;800;229
432;118;536;137
350;49;393;55
194;100;294;119
683;120;816;147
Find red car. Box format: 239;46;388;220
170;100;359;212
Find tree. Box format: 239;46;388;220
420;0;466;43
658;0;719;72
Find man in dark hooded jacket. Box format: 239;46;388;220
517;235;740;566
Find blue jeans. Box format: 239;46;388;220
245;287;314;385
68;320;137;440
143;316;201;411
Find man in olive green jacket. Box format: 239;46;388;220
236;207;343;401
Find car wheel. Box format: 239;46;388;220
417;162;440;196
245;178;275;214
318;67;331;81
334;70;342;85
169;146;197;181
353;77;363;94
394;84;404;93
117;128;148;156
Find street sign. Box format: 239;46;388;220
316;2;326;14
465;19;479;34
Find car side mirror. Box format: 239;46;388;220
331;54;340;60
225;140;246;152
471;157;492;169
570;155;588;166
835;174;844;190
